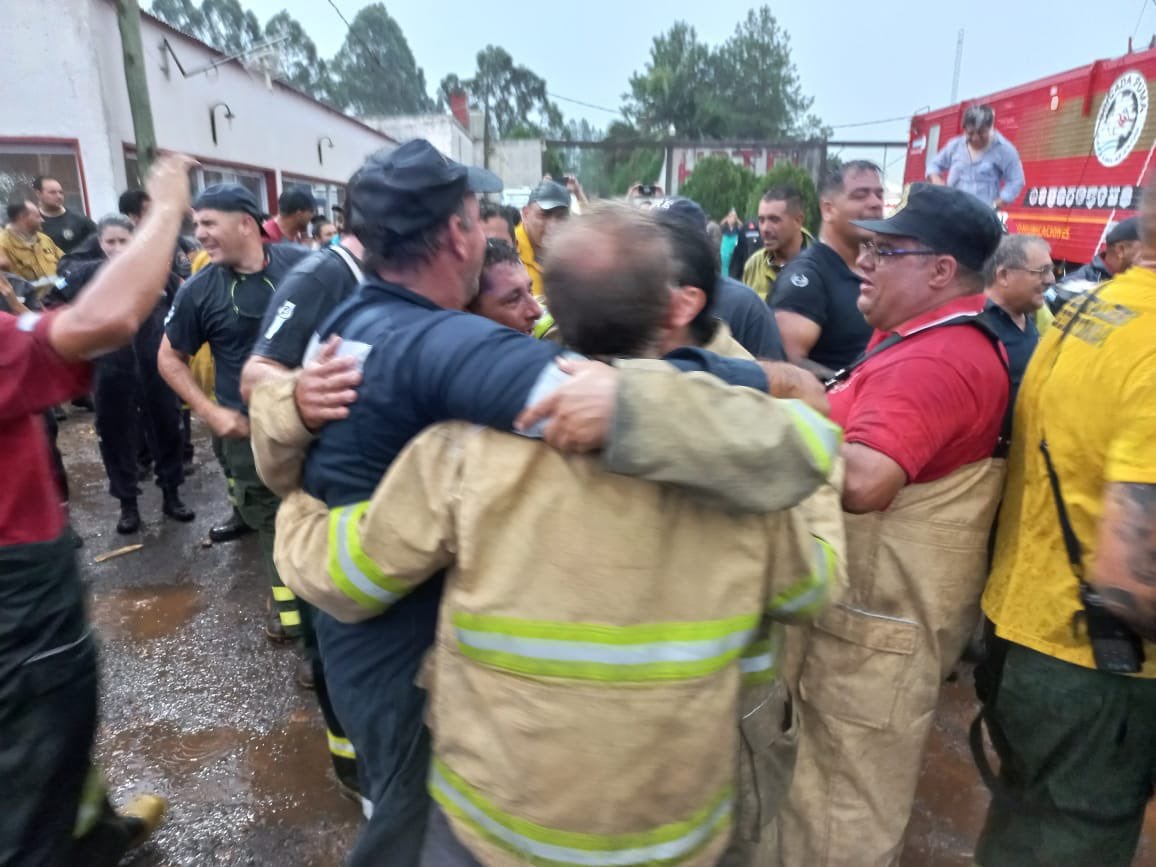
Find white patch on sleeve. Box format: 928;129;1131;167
263;301;297;341
16;312;41;333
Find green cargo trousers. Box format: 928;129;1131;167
218;435;300;636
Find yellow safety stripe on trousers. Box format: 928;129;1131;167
782;399;842;477
452;612;759;683
326;502;412;614
279;608;301;628
73;766;107;838
271;585;296;602
739;624;785;687
430;757;732;866
768;535;836;620
327;730;357;760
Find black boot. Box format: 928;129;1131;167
162;488;195;522
209;508;253;543
117;498;141;535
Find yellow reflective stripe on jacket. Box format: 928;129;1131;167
782;399;842;477
533;311;555;339
327;502;412;613
430;757;732;866
327;730;356;760
452;612;759;683
768;535;836;619
739;624;784;686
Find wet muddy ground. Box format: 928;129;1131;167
55;409;1156;866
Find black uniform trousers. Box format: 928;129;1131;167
0;534;136;866
94;307;184;501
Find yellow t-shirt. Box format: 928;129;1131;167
515;222;544;298
0;228;62;283
982;266;1156;673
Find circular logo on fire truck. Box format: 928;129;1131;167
1093;71;1149;168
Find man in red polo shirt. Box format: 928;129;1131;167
262;188;315;245
780;184;1009;866
0;154;195;865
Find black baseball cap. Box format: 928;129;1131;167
654;196;707;227
1106;216;1140;245
852;182;1002;272
349;139;502;239
528;179;571;211
194;183;268;237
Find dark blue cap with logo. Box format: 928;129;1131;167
349;139;502;243
852;182;1002;272
654;196;708;227
193;183;268;236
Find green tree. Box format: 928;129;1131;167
264;11;333;99
328;3;434;116
439;46;563;142
744;163;821;234
624;23;723;138
624;6;822;140
150;0;206;36
679;155;758;221
198;0;261;55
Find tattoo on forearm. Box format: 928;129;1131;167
1108;483;1156;586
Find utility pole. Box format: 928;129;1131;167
950;29;965;104
116;0;159;180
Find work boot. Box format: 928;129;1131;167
295;656;315;690
162;488;195;523
265;609;300;644
120;794;167;849
117;498;141;535
209;509;253;543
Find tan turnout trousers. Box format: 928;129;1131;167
778;458;1005;867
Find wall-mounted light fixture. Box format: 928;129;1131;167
210;102;235;146
318;136;334;166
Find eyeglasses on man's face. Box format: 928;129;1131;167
859;240;937;266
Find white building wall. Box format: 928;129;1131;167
364;115;474;166
5;0;121;214
2;0;395;215
491;139;544;189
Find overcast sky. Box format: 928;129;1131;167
243;0;1152;181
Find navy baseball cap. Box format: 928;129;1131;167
194;183;269;236
853;183;1002;272
349;139;502;239
528;179;571;211
654;196;707;227
1106;216;1140;245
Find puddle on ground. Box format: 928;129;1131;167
103;716;355;826
89;584;202;641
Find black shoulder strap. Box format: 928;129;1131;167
1031;286;1106;579
825;311;1014;456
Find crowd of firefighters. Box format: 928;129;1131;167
1;95;1155;867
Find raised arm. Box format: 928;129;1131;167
49;154;195;361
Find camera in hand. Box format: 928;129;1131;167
637;184;657;197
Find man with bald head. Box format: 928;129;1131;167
261;202;842;867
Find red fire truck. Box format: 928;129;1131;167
904;41;1156;266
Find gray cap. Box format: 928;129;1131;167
528;179;572;211
1106;216;1140;245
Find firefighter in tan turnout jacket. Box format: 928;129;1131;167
254;204;846;866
